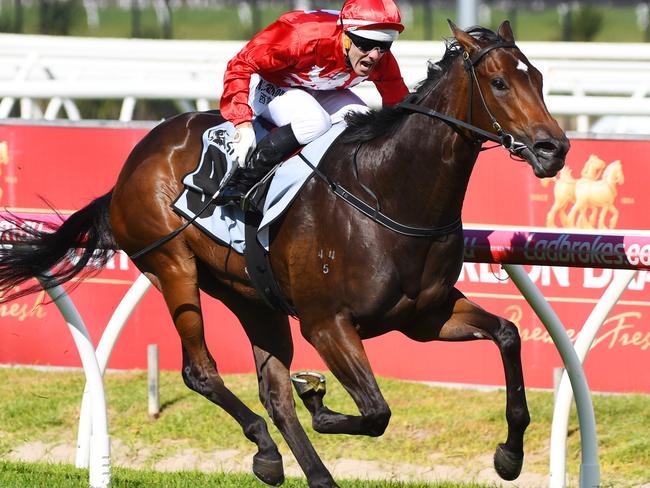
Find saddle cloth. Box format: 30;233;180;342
172;120;346;253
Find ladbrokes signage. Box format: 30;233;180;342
458;140;650;393
0;122;648;393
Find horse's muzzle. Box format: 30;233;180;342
526;137;570;178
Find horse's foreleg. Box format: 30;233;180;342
297;313;391;438
231;302;338;488
601;205;618;229
546;202;560;227
566;203;580;228
609;206;619;228
587;207;598;228
150;256;282;485
559;207;570;227
402;289;529;481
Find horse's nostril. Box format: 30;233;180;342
533;140;559;156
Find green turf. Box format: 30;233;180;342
0;460;501;487
0;368;648;486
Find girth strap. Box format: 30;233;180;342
244;196;298;317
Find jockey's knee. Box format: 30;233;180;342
291;110;332;145
330;103;370;124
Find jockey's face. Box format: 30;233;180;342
345;33;387;77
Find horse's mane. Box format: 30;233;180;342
340;27;503;144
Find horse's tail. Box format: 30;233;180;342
0;191;117;302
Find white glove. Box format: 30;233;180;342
232;125;256;168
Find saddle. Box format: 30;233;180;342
180;119;297;316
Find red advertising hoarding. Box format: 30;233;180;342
0;121;648;393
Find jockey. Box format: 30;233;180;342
215;0;410;205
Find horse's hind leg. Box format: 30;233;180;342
402;288;529;481
144;251;283;486
224;296;339;488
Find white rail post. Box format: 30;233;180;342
503;264;600;488
148;344;160;419
39;274;111;488
549;269;636;488
76;273;152;468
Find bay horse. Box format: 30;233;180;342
0;21;568;488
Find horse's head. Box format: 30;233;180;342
604;160;624;185
448;20;569;178
581;154;606;179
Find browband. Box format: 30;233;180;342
465;41;517;67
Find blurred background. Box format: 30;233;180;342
1;0;650;42
1;1;650;130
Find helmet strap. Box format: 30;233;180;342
342;33;353;68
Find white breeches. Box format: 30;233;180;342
249;78;370;145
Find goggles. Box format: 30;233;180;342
346;31;393;54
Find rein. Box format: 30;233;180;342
297;152;462;238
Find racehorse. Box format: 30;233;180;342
0;21;568;488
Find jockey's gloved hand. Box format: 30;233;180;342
232;124;256;168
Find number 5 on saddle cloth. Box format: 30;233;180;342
173;118;347;315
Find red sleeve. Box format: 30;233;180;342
370;52;409;106
220;20;299;126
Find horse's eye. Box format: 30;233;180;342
491;78;508;91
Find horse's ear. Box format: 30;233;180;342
447;19;481;55
497;20;515;43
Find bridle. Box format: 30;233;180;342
397;39;536;163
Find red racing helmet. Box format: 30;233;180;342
339;0;404;42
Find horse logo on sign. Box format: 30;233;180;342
544;154;625;229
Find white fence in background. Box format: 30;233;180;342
2;34;650;132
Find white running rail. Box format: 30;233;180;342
5;225;650;487
2;34;650;131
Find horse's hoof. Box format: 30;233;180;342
493;443;523;481
253;452;284;486
291;371;326;398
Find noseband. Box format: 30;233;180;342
398;40;533;161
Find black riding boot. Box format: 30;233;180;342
215;124;301;206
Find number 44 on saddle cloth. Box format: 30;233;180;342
173;119;347;254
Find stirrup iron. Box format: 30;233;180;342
290;371;326;397
240;163;281;212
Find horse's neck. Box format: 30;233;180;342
603;165;618;184
365;65;479;223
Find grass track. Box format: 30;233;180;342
0;368;648;487
0;460;497;487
